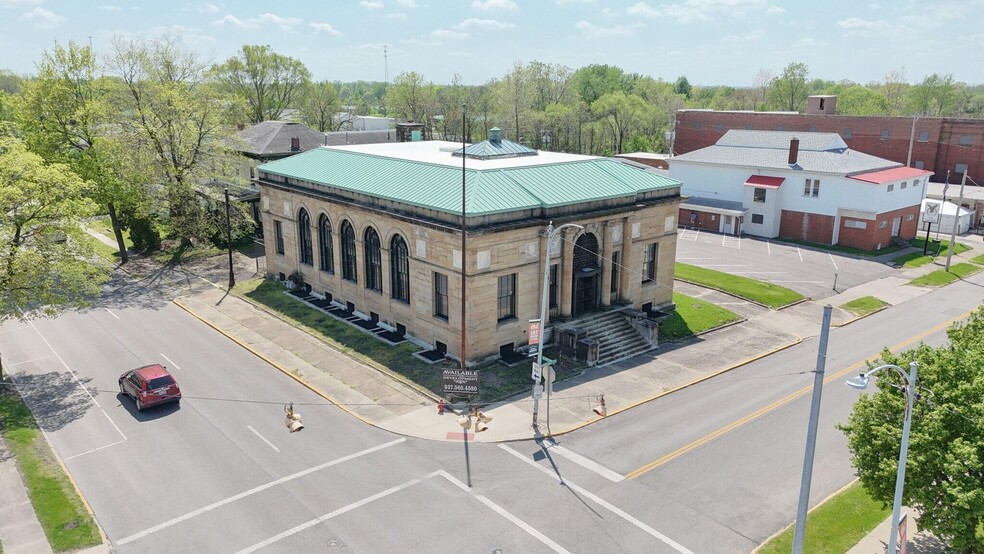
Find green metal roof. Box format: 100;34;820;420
452;133;538;160
257;147;681;216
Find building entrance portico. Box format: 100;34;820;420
571;233;601;317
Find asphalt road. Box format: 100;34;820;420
1;266;980;553
676;229;900;300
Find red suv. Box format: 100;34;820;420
119;364;181;412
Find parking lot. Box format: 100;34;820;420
676;229;901;300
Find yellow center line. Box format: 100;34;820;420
625;309;971;480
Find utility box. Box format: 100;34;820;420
577;338;599;367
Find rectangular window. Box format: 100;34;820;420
844;127;853;139
433;272;448;320
879;220;888;229
274;220;285;255
803;180;811;196
956;163;968;174
959;135;973;146
753;187;766;203
887;184;895;192
693;122;701;130
812;179;819;197
715;123;724;132
548;264;558;309
880;129;890;140
914;161;925;169
906;214;915;221
497;274;516;321
642;243;657;283
844;220;868;229
912;178;921;186
751;214;764;224
803;179;820;197
901;181;907;189
611;252;620;294
918;131;929;142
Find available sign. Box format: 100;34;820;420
528;319;542;345
442;369;480;396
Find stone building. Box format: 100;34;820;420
254;130;682;365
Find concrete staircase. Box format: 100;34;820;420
567;309;657;366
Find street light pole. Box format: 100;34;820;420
534;221;582;430
224;188;236;289
846;361;918;554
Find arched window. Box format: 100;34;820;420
364;227;382;292
390;235;410;303
297;209;313;265
341;221;357;282
318;214;333;273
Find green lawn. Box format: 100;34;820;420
970;253;984;265
840;296;888;318
233;279;582;402
909;262;983;287
0;393;101;552
675;263;805;308
757;481;891;554
659;293;741;341
774;237;902;257
89;216;133;251
894;238;971;268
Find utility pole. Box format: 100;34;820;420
225;188;236;288
792;305;833;553
906;116;919;167
459;105;467;373
945;170;968;271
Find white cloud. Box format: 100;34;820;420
213;13;300;30
213;14;258;29
1;0;42;5
310;22;342;36
471;0;517;10
765;5;784;15
556;0;596;4
574;20;636;38
357;42;387;50
455;18;514;30
98;5;122;11
626;2;660;17
396;0;418;6
836;16;892;35
256;13;301;27
431;28;471;39
655;0;777;23
796;37;828;47
662;4;708;23
182;3;220;13
18;7;66;28
360;1;384;8
386;12;408;18
399;37;441;47
721;29;763;42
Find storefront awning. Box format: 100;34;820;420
744;175;785;188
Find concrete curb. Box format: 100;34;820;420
751;478;861;553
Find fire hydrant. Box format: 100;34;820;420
437;398;446;415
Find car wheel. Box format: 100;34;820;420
119;381;125;395
135;396;144;412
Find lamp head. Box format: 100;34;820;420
846;374;870;390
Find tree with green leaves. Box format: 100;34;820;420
591;91;652;155
673;76;692;99
107;34;246;247
909;73;957;116
840;307;984;552
212;45;311;123
0;136;105;321
301;80;341;132
385;71;435;124
768;62;809;112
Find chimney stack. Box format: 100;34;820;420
788;138;799;165
489;127;501;145
290;137;300;152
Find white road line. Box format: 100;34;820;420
117;438;406;546
27;320;103;408
236;474;428;554
797;247;804;262
247;425;280;453
0;325;32;334
499;445;693;554
105;308;119;320
828;253;839;271
770;280;826;284
767;240;772;255
695;264;754;268
6;354;55;367
160;354;181;371
543;440;624;482
63;439;126;461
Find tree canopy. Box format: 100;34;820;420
212;44;311;123
840;307;984;551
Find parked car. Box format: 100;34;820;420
118;364;181;412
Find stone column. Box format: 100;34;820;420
618;217;634;304
600;220;615;307
559;227;576;317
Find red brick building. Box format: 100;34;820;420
674;103;983;186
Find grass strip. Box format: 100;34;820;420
675;263;805;308
231;279;581;402
909;262;983;287
659;293;741;341
0;392;101;552
839;296;888;317
895;239;971;268
970;253;984;265
757;480;890;554
774;237;902;257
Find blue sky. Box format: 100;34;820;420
1;0;982;87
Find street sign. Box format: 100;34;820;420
922;200;942;224
898;512;908;554
532;384;544;399
528;319;542;345
531;362;542;382
441;368;480;396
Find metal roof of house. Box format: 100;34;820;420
236;121;327;157
849;166;933;184
671;130;899;175
257;143;681;216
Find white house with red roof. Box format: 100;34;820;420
668;130;933;250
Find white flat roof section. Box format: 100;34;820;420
326;141;601;170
